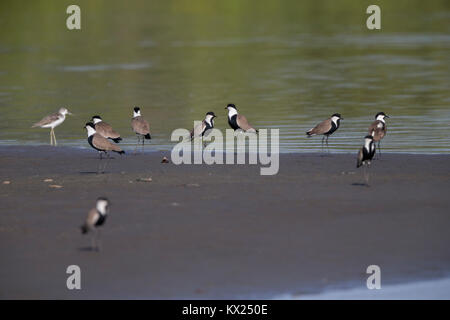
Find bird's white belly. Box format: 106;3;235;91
43;117;65;128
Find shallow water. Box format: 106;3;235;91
0;1;449;153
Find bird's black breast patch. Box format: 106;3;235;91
228;115;239;130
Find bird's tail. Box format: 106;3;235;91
144;134;151;140
112;137;122;143
306;130;314;137
80;224;89;234
116;150;125;155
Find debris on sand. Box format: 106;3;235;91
184;183;200;188
161;157;169;163
137;177;153;182
49;184;63;189
43;178;54;183
3;180;11;185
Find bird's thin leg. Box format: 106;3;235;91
102;153;110;173
97;155;103;174
53;129;57;146
134;136;140;154
91;233;95;251
378;141;381;159
96;229;102;252
49;129;53;146
326;136;330;153
142;135;145;152
321;136;325;152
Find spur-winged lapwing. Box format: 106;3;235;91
357;135;376;185
306;113;343;152
368;112;389;158
32;107;72;146
81;197;109;251
190;111;217;139
91;115;122;143
225;104;258;133
131;107;151;153
84;122;124;173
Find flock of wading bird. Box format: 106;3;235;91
32;104;389;250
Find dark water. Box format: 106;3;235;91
0;0;449;153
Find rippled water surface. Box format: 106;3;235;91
0;1;449;153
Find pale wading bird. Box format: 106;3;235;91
190;111;217;143
91;115;122;143
368;112;389;158
84;122;125;173
306;113;343;153
225;104;258;133
80;197;109;251
32;107;73;146
131;106;151;153
357;135;376;186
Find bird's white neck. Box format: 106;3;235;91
93;118;102;124
86;126;96;137
364;139;372;150
331;116;339;125
227;108;237;119
205;115;214;126
133;111;141;117
376;115;386;123
96;201;108;215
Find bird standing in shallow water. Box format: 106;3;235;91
81;197;109;251
131;107;151;153
225;104;258;133
84;122;125;173
368;112;389;159
306;113;343;153
32;107;72;146
357;135;376;186
91;115;122;143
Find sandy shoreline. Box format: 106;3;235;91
0;145;449;299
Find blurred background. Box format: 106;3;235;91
0;0;449;153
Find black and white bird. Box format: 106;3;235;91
91;115;122;143
225;104;258;133
84;122;125;173
306;113;343;152
32;107;72;146
368;112;389;158
190;111;217;140
131;107;151;153
80;197;109;251
357;135;376;185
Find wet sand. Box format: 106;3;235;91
0;145;449;299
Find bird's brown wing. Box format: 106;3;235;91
96;121;121;139
32;112;60;127
307;118;332;135
132;116;150;135
368;120;386;141
190;121;206;139
236;114;256;132
86;208;99;227
92;133;123;152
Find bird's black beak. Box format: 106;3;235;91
341;117;344;120
224;107;227;109
385;115;390;118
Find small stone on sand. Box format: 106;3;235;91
49;185;63;189
3;181;11;185
137;177;152;182
43;179;53;182
161;157;169;163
